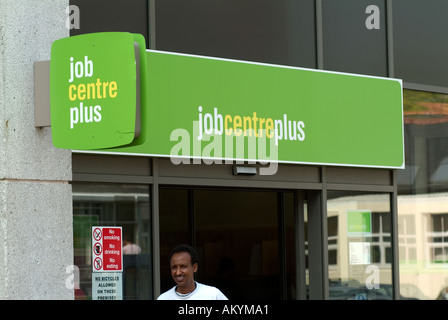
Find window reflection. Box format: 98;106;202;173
72;183;151;300
398;90;448;300
326;192;394;300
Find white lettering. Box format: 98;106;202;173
178;305;212;317
70;102;102;129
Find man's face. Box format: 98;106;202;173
170;251;198;291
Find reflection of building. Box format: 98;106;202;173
324;194;394;299
321;191;448;300
398;193;448;299
73;189;152;299
397;89;448;299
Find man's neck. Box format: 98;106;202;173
176;281;197;295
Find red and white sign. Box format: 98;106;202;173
92;226;123;272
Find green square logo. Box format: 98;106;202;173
50;32;138;149
347;210;372;236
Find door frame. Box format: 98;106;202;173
72;154;399;300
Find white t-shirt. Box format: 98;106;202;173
157;282;228;300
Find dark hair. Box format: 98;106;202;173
169;244;199;266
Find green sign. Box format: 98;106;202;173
51;33;404;169
347;210;372;236
50;32;144;149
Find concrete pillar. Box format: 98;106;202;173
0;0;73;299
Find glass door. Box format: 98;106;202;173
159;187;300;300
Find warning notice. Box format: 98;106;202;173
92;273;123;300
92;226;123;272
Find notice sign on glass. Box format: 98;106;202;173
347;210;372;237
92;273;123;300
92;226;123;272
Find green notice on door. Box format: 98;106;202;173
347;210;372;236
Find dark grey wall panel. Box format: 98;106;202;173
321;0;388;76
393;0;448;88
155;0;316;68
70;0;149;47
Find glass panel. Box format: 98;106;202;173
397;90;448;300
159;188;190;293
302;204;309;299
159;188;300;300
393;0;448;88
72;183;151;300
327;191;392;300
284;192;297;300
194;189;280;300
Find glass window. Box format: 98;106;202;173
73;183;151;300
327;191;393;300
427;214;448;264
158;188;190;293
195;189;280;299
284;191;299;300
397;90;448;300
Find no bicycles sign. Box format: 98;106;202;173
92;226;123;272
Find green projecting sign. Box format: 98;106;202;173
50;32;404;169
50;32;145;149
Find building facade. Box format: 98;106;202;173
1;0;447;300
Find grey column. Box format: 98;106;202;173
0;0;73;299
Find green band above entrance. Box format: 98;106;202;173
51;33;404;169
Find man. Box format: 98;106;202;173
157;244;228;300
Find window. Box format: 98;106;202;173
426;213;448;265
327;191;393;300
398;90;448;299
327;216;338;266
73;183;152;300
398;215;417;265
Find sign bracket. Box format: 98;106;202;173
34;60;51;127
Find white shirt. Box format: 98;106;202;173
123;243;141;254
157;282;228;300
